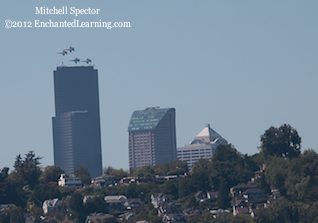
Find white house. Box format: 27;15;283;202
58;174;82;188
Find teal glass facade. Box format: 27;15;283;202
128;107;177;169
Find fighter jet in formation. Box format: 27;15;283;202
66;46;75;53
81;58;92;64
57;47;92;65
70;57;80;63
57;50;68;56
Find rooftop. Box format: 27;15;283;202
194;124;223;143
128;107;174;131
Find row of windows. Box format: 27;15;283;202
177;152;211;157
177;148;211;153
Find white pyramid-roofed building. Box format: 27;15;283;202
195;124;222;142
177;124;228;171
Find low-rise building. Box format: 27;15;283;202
58;174;82;188
85;213;115;223
194;191;219;202
104;195;127;211
42;198;61;214
83;195;96;204
151;193;173;208
162;213;185;223
243;188;265;202
0;204;16;213
124;198;143;209
230;184;257;197
210;209;231;218
118;212;136;221
91;174;115;187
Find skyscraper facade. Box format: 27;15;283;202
128;107;177;169
52;66;102;177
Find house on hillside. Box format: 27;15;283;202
42;198;61;214
83;195;96;204
104;195;127;204
118;212;136;221
58;174;82;188
162;213;185;223
151;193;173;208
183;208;203;217
210;209;231;218
85;213;115;223
124;198;142;209
195;191;218;202
233;206;250;216
104;195;127;211
0;204;17;213
158;202;182;217
243;188;265;202
91;174;115;187
230;184;257;197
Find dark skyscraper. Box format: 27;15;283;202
52;66;102;177
128;107;177;169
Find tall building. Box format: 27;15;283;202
128;107;177;169
52;66;102;177
177;124;227;171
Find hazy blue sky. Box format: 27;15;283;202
1;1;317;172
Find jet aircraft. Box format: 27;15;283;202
70;57;80;63
57;50;68;56
82;58;92;64
66;46;75;53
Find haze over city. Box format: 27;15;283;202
1;0;317;171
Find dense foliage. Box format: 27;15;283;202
0;124;317;223
260;124;301;159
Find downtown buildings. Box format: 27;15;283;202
52;66;102;177
177;124;228;171
128;107;177;169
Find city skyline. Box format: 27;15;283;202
1;1;317;171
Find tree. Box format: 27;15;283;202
68;192;85;222
154;160;189;176
217;178;231;209
40;166;65;184
260;124;301;159
260;199;297;223
0;206;24;223
163;180;179;200
10;151;42;190
191;159;211;191
209;144;257;190
74;165;91;185
133;165;155;179
265;156;290;196
84;196;107;214
0;167;10;202
33;183;62;203
103;166;129;181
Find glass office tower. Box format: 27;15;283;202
128;107;177;169
52;66;102;177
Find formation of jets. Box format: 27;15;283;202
82;58;92;64
57;46;92;64
57;50;68;56
66;46;75;53
70;57;80;63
